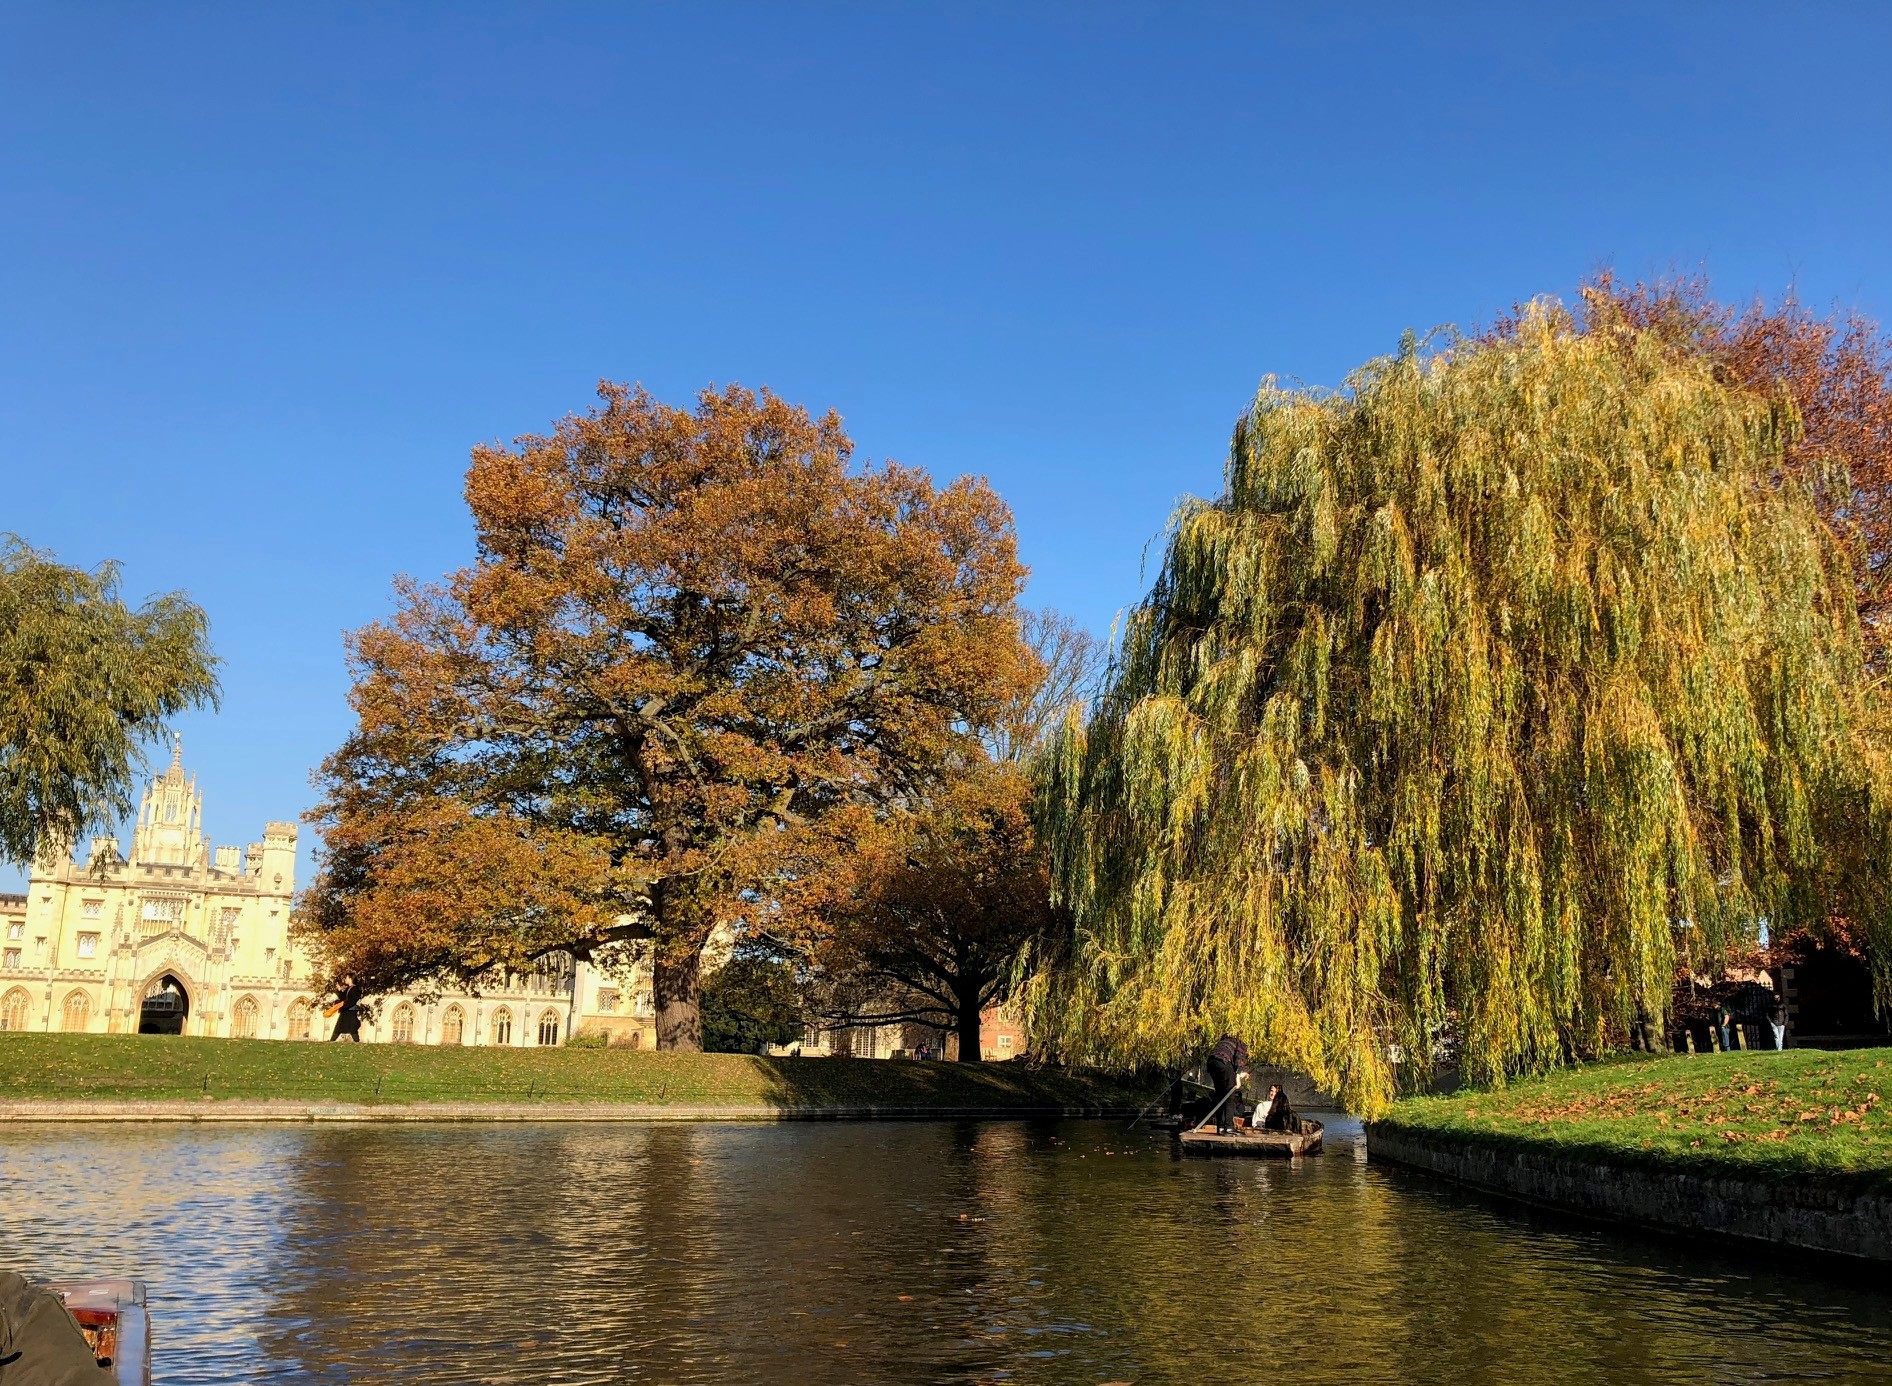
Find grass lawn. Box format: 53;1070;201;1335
1377;1046;1892;1192
0;1032;1151;1111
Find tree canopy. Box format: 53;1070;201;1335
1547;273;1892;664
0;538;218;867
1029;305;1892;1113
299;383;1036;1047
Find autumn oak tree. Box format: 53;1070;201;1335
299;384;1036;1048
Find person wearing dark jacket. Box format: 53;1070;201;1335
327;980;364;1043
1204;1033;1249;1134
0;1273;114;1385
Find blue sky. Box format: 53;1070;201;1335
4;2;1890;889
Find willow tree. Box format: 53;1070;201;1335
1031;305;1892;1113
0;538;218;867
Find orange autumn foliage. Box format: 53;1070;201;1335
299;383;1037;1047
810;758;1061;1062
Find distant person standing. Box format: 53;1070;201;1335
1204;1033;1250;1134
328;981;364;1042
1770;1005;1787;1051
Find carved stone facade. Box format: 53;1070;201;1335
0;741;660;1047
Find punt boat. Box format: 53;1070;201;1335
48;1279;151;1385
1175;1118;1323;1158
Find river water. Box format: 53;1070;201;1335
2;1117;1889;1384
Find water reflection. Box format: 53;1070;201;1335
1;1118;1888;1383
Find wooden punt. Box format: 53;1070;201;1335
48;1279;151;1385
1176;1118;1323;1158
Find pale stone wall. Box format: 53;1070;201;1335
0;743;647;1047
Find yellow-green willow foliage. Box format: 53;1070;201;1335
1029;305;1892;1114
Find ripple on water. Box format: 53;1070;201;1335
2;1118;1890;1384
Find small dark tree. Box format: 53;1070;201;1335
815;761;1059;1061
701;945;808;1053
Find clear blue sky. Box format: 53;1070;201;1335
4;3;1890;889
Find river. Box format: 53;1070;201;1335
2;1117;1888;1383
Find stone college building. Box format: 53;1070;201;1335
0;741;658;1047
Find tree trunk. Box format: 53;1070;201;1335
955;992;983;1063
651;864;714;1052
654;945;703;1051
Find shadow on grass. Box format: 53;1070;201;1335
0;1033;1155;1114
745;1054;1149;1115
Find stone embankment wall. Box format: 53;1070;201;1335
1366;1124;1892;1263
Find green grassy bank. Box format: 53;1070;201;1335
1376;1047;1892;1193
0;1032;1150;1112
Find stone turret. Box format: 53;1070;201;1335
131;736;204;867
254;821;298;897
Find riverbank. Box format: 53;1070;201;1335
1368;1047;1892;1260
0;1033;1152;1120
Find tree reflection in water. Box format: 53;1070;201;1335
1;1119;1889;1383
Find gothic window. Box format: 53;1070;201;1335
76;932;100;959
442;1005;465;1046
391;1002;416;1044
81;900;102;920
597;988;620;1012
5;922;19;940
493;1008;513;1045
287;998;313;1041
231;995;260;1039
537;1011;561;1047
140;898;185;933
0;988;30;1031
61;991;90;1032
2;949;18;970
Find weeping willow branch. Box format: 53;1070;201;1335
1026;303;1892;1115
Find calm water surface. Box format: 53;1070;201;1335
2;1117;1890;1384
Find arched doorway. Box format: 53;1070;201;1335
137;974;191;1035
